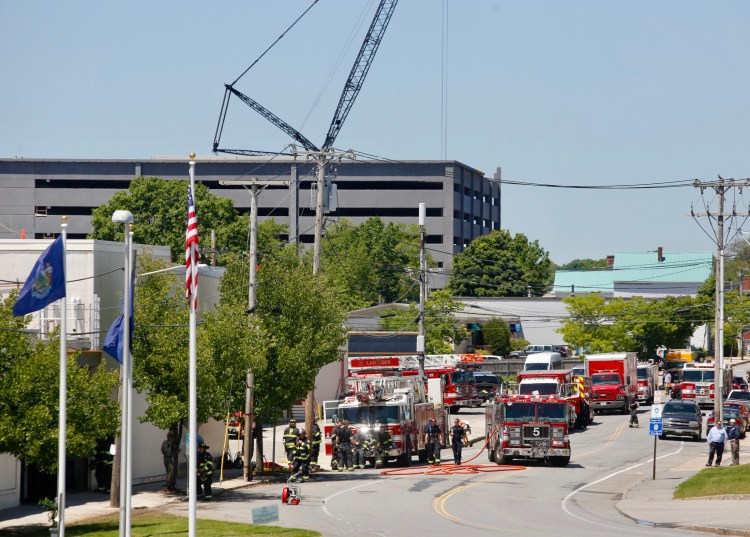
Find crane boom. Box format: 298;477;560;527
322;0;398;150
226;85;320;153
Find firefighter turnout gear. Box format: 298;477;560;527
352;430;366;469
292;432;312;481
197;443;214;500
283;419;301;465
330;421;342;470
424;419;442;464
450;420;467;465
375;426;393;468
311;422;322;469
628;398;639;428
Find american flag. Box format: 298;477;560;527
185;183;200;311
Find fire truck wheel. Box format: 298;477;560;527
493;443;510;465
549;456;570;467
418;450;428;463
487;439;495;463
397;443;412;467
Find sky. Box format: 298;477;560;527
2;1;749;264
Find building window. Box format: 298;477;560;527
426;235;443;244
454;184;461;193
464;212;471;222
464;187;471;196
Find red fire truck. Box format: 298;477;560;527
324;376;449;466
584;352;638;414
348;354;481;413
678;362;733;408
516;369;593;429
485;394;572;466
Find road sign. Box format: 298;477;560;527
653;390;662;405
651;404;662;418
649;418;663;436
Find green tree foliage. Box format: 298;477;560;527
558;258;609;271
0;294;119;472
90;177;247;262
379;290;467;353
213;250;348;420
322;218;421;310
558;293;702;360
481;318;511;356
510;338;530;352
448;230;553;297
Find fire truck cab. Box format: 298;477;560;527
485;394;572;466
679;362;732;408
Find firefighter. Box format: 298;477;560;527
197;443;214;500
375;424;393;468
351;427;366;469
628;397;639;428
424;418;443;465
292;430;312;481
330;420;343;470
311;422;323;470
450;418;468;465
363;433;378;466
91;439;113;492
336;419;354;471
282;418;300;467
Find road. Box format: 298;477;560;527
165;401;725;537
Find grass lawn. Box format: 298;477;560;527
674;463;750;499
25;511;319;537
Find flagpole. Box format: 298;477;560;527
111;210;134;537
124;223;134;537
188;154;198;537
58;216;68;537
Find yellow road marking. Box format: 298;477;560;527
577;420;626;458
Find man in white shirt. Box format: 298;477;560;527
706;420;728;467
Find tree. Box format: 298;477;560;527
481;318;511;356
558;293;702;360
558;258;609;271
0;293;119;472
380;290;467;353
90;177;247;262
448;230;553;297
212;249;348;420
322;218;421;310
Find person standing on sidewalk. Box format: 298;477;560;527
727;418;741;466
706;420;728;467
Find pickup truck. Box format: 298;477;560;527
509;344;554;360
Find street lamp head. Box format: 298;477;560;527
112;210;134;224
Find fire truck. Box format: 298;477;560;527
678;362;733;408
324;376;449;466
485;394;572;466
516;369;593;429
636;363;659;405
585;352;638;414
348;354;481;413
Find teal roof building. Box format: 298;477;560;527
553;249;712;298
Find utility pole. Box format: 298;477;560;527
219;179;288;481
692;176;750;424
418;203;427;377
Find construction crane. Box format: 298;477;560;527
212;0;398;156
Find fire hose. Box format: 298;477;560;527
379;428;526;476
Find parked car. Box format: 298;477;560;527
731;376;749;392
726;390;750;410
473;372;502;402
508;344;554;360
707;405;748;437
659;400;703;441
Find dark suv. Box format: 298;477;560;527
659;400;703;441
473;372;501;402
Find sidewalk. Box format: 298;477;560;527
616;453;750;536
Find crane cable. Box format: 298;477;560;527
231;0;321;86
379;428;526;475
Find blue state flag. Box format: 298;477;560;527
13;235;66;317
103;252;136;365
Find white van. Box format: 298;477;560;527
523;352;563;372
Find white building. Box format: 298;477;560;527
0;239;226;509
